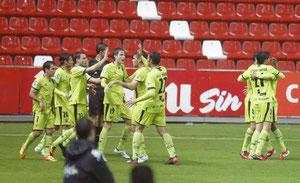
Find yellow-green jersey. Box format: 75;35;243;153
32;75;55;112
69;66;91;105
133;67;151;98
244;64;256;100
142;66;167;113
54;67;70;107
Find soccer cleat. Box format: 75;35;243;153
165;156;178;165
19;143;25;159
59;143;66;157
247;155;254;160
50;146;56;156
279;149;290;160
138;155;149;164
127;159;138;164
264;149;276;160
43;156;58;162
114;148;130;159
253;154;265;160
240;151;249;159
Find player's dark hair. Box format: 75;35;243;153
96;43;108;54
252;51;260;62
42;61;55;72
133;51;147;59
75;118;94;139
149;52;161;65
257;51;270;65
131;165;153;183
73;52;84;64
113;48;125;61
59;53;71;66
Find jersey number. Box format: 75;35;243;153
255;78;266;95
158;77;167;94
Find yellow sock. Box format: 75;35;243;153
98;127;108;153
163;133;176;158
132;132;142;160
241;128;254;152
116;126;131;150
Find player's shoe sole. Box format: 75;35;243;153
279;149;290;160
43;156;58;162
19;143;25;159
114;148;130;159
165;156;178;165
240;151;249;159
127;159;138;164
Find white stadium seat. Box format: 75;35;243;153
169;21;194;40
202;40;228;60
137;1;161;20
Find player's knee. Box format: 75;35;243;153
54;125;60;131
33;131;42;137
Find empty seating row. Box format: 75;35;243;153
0;55;33;66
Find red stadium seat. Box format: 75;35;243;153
222;41;242;59
37;0;56;14
0;55;13;65
177;59;196;70
256;4;275;20
229;22;248;39
177;2;197;19
54;56;60;66
16;0;35;14
249;23;268;40
236;3;255;19
0;17;9;34
124;57;133;67
90;19;109;36
49;18;69;34
0;0;16;15
82;38;101;56
77;0;96;15
296;5;300;19
210;22;229;39
9;17;28;33
70;18;89;35
236;60;253;70
190;21;210;39
29;17;48;34
242;41;261;57
282;42;300;59
275;4;294;20
288;23;300;40
57;0;76;15
162;40;182;57
118;1;137;18
110;19;129;37
296;61;300;72
21;36;41;53
130;20;149;37
41;37;61;54
97;1;117;17
216;3;236;20
157;2;176;18
143;39;162;54
62;37;82;54
160;58;175;68
197;59;215;69
14;55;33;66
277;61;295;72
182;40;202;57
1;36;21;53
149;20;170;38
262;41;282;58
102;38;122;53
216;60;235;69
269;23;288;40
196;2;216;19
122;39;141;56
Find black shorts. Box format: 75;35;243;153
89;87;104;116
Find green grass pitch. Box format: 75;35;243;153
1;122;300;183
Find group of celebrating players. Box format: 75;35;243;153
19;43;178;165
238;51;290;160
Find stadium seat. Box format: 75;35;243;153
137;1;161;20
277;61;295;72
296;5;300;19
177;2;197;19
182;40;202;57
236;60;253;70
82;38;101;56
122;39;141;56
62;37;81;54
288;23;300;40
97;1;117;17
236;3;255;19
256;4;275;20
249;23;268;40
216;60;235;70
37;0;56;15
77;0;97;15
160;58;175;68
110;19;129;37
202;40;227;60
262;41;282;58
29;17;48;34
14;55;33;66
229;22;248;39
49;18;69;35
282;42;300;59
216;3;236;20
275;4;294;20
118;1;137;18
149;20;170;38
0;55;13;65
16;0;35;14
0;0;16;15
157;2;176;18
1;36;21;53
54;56;60;66
196;59;215;69
296;61;300;72
162;40;182;58
242;41;261;57
169;21;194;40
143;39;162;54
34;55;53;67
70;18;89;35
21;36;41;53
102;38;122;54
0;17;9;34
196;2;216;19
130;20;150;37
124;57;133;67
190;21;210;39
9;17;28;33
222;41;242;59
177;59;196;70
210;22;229;39
41;37;61;54
89;19;109;36
269;23;288;40
57;0;76;15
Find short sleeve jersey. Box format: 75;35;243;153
142;66;167;113
69;66;91;105
32;75;55;112
133;66;151;98
88;59;110;88
54;67;70;107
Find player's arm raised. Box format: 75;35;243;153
85;48;109;74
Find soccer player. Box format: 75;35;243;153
88;43;110;144
19;61;58;161
98;48;133;160
126;51;178;165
